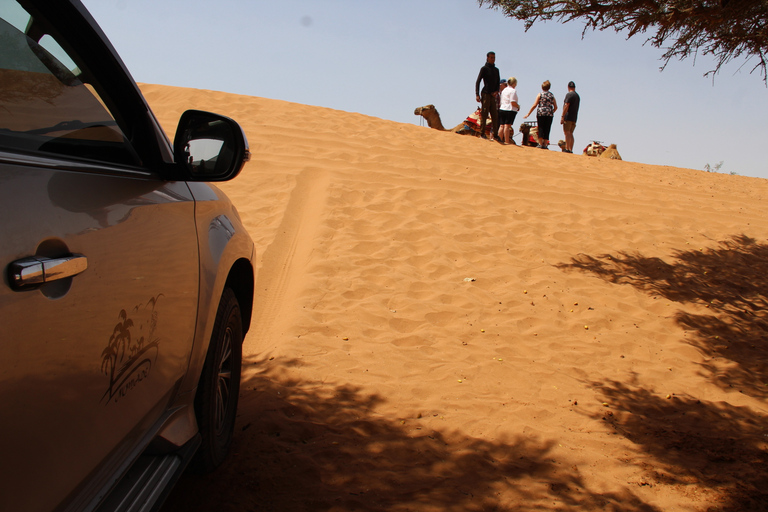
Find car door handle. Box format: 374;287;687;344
8;254;88;290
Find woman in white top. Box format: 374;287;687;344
498;77;520;145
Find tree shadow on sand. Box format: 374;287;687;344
558;234;768;399
558;234;768;511
586;380;768;511
162;356;659;512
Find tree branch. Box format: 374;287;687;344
477;0;768;82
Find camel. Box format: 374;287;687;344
519;122;539;147
600;144;622;160
583;141;605;156
414;104;493;137
582;141;622;160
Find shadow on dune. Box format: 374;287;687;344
162;356;658;512
586;380;768;511
559;234;768;399
558;234;768;511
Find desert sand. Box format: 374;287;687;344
142;84;768;512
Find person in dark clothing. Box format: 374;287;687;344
561;81;580;153
524;80;557;149
475;51;500;141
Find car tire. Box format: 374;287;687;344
190;287;243;473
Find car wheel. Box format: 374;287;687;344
191;287;243;473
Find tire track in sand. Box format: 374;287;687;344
247;168;330;349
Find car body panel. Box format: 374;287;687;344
176;182;255;402
0;158;200;512
0;0;255;509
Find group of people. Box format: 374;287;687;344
474;51;580;152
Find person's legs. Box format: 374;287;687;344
536;116;544;146
480;93;495;139
490;104;499;141
498;111;510;144
537;116;553;148
564;121;576;152
479;96;488;137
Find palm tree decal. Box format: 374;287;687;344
101;294;163;404
101;309;133;389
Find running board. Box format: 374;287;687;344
95;436;200;512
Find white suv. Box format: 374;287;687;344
0;1;255;510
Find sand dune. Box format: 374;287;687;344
141;84;768;512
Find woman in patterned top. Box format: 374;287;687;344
524;80;558;149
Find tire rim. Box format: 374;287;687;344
215;325;233;435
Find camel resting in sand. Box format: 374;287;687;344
519;122;539;147
582;141;622;160
600;144;622;160
414;104;493;137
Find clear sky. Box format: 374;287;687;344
81;0;767;180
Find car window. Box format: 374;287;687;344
0;3;140;166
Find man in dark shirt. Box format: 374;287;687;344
475;51;500;141
561;81;580;153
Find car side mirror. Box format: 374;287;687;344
173;110;250;181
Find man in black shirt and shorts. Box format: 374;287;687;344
475;51;500;141
561;81;580;153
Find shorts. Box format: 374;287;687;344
499;110;518;125
563;120;577;133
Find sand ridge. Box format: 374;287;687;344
140;84;768;511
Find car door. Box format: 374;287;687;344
0;5;199;511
